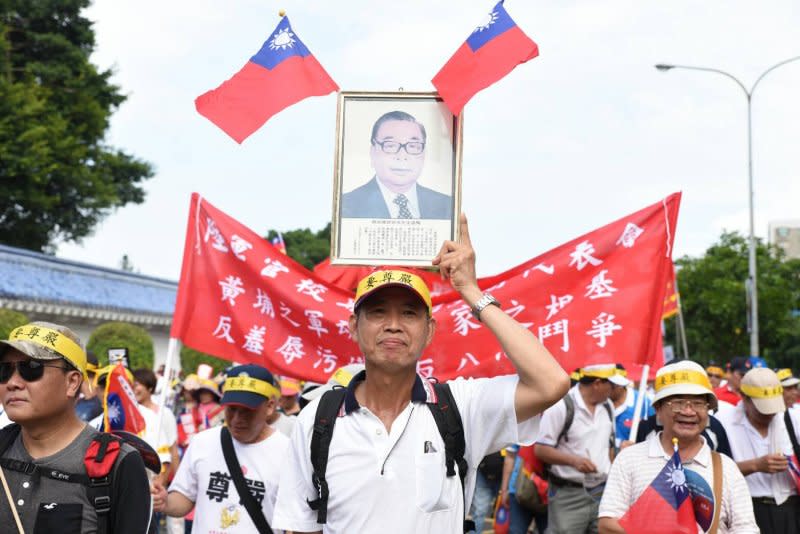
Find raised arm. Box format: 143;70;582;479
433;214;570;421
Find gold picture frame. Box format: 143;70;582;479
331;91;463;266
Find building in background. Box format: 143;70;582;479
0;244;177;367
769;219;800;260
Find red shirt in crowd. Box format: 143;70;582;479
714;385;741;405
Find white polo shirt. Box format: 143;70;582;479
598;432;758;533
272;373;539;534
718;403;796;502
536;385;614;484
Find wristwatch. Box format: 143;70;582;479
471;292;501;322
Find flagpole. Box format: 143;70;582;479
153;337;180;449
628;364;650;444
674;275;690;360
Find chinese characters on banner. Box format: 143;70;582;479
171;193;681;383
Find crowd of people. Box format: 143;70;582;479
1;217;798;534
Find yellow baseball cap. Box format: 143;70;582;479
354;269;432;314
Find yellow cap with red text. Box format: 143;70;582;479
354;270;432;314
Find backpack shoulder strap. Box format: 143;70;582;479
0;424;21;457
557;394;575;444
709;451;723;534
307;387;347;525
221;427;273;534
85;432;122;534
428;382;472;533
785;411;800;460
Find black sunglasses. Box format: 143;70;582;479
0;360;67;384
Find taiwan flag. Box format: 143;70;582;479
619;448;697;534
103;364;146;436
787;454;800;493
195;15;339;143
432;1;539;115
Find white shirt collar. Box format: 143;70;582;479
646;431;711;467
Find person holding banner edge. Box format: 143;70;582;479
273;214;570;533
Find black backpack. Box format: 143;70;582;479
0;423;122;534
306;382;474;532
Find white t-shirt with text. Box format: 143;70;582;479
170;426;289;534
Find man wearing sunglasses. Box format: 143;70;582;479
0;321;152;533
340;110;452;220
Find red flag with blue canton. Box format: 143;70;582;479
619;446;697;534
195;15;339;143
103;363;146;435
432;0;538;115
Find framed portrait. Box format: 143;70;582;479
330;91;463;266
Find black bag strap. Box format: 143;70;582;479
785;411;800;460
428;382;473;533
557;394;576;444
220;427;273;534
307;387;347;524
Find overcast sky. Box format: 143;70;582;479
57;0;800;281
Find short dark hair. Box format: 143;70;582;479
370;110;426;144
133;368;157;393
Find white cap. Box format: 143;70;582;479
741;368;785;415
301;363;365;402
653;360;717;410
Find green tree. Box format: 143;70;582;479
670;232;800;367
265;223;331;270
0;1;153;253
87;322;154;370
0;309;29;339
180;345;229;377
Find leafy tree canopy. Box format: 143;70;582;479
87;321;154;370
180;345;230;378
0;0;153;253
265;223;331;270
671;232;800;368
0;309;29;339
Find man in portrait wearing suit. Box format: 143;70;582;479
341;110;452;220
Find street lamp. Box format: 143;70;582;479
655;56;800;357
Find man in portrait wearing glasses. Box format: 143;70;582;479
0;321;152;534
340;110;452;220
598;361;758;534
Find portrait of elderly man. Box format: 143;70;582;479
598;360;758;534
340;110;452;220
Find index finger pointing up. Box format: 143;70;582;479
458;213;471;246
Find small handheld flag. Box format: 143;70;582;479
195;15;339;143
619;439;697;534
432;1;538;115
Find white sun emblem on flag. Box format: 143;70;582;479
666;463;688;493
269;28;296;50
474;10;499;32
107;402;122;424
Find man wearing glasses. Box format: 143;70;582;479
340;110;452;220
598;361;758;534
0;322;152;533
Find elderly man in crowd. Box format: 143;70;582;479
273;215;569;533
598;360;758;534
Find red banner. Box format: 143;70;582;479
172;193;680;382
